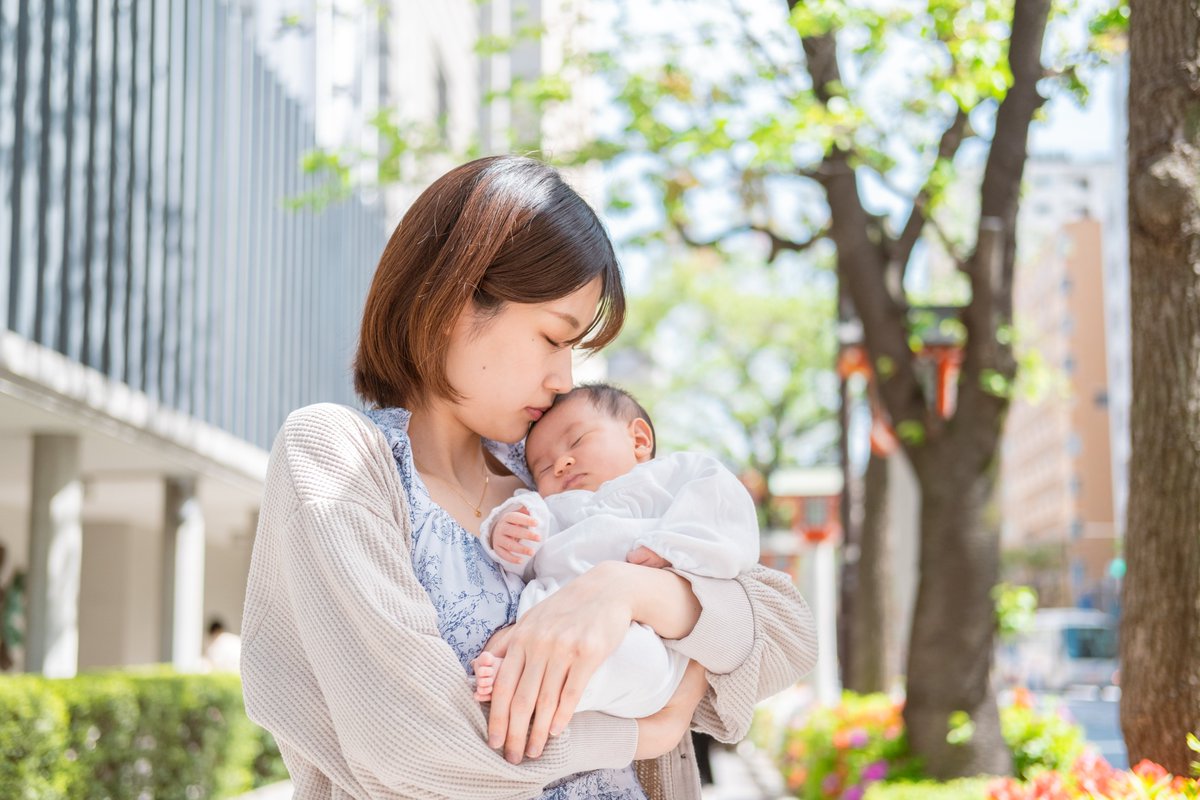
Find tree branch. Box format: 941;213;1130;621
789;5;930;446
891;108;970;277
672;217;829;261
951;0;1052;462
726;0;806;97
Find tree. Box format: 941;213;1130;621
609;255;838;529
555;0;1110;778
1120;0;1200;774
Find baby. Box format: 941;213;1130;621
472;384;760;718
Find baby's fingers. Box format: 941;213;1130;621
503;509;539;528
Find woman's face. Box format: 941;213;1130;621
443;278;604;444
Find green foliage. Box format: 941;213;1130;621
611;256;838;502
992;583;1039;641
0;670;285;800
0;676;71;800
895;420;926;447
865;778;990;800
946;710;976;746
1000;695;1087;780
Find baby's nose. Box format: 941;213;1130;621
553;455;575;476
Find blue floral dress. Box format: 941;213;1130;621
365;407;647;800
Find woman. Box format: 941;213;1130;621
240;156;817;799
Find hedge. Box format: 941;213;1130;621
0;669;285;799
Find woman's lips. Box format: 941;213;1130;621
526;407;547;421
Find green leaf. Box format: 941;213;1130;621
896;419;926;447
947;711;976;745
980;369;1011;398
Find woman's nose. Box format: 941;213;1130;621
554;455;575;476
544;348;573;394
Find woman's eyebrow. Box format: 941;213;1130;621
547;310;582;330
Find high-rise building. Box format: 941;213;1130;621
1000;154;1126;612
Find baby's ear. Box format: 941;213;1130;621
629;418;654;462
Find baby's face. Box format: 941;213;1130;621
525;396;651;495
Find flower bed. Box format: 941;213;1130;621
767;689;1085;799
987;754;1200;799
762;689;1200;800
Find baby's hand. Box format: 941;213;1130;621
493;508;541;565
626;546;672;569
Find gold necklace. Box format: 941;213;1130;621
420;451;491;518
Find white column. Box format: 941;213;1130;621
807;538;842;706
161;477;205;670
26;434;83;677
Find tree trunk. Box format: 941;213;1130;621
847;448;891;694
903;452;1012;779
1121;1;1200;773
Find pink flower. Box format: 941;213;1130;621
841;787;865;800
848;729;870;748
861;760;889;782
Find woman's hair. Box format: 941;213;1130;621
354;156;625;408
545;383;657;458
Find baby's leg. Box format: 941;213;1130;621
472;651;503;701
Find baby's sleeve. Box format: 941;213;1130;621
479;489;554;579
632;453;761;579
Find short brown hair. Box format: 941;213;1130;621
355;156;625;408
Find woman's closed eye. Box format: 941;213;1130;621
543;335;567;349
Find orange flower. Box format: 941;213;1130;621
1012;687;1034;710
1133;759;1169;781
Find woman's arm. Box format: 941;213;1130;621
487;559;815;758
667;566;819;742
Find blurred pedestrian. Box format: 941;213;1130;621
204;618;242;673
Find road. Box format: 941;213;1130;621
1039;687;1127;769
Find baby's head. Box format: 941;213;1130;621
525;384;656;495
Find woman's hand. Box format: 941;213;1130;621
487;561;635;763
487;561;703;763
634;660;708;760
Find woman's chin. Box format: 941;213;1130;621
486;419;533;445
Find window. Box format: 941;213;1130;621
1063;626;1118;659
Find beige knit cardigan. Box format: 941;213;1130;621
241;403;818;800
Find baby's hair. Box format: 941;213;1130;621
547;383;657;458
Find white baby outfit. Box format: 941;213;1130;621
480;451;760;718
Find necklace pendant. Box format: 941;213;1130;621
474;509;482;518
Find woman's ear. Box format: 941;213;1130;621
629;418;654;462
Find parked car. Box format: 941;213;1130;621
995;608;1119;691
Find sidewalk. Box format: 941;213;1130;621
233;742;790;800
704;742;790;800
